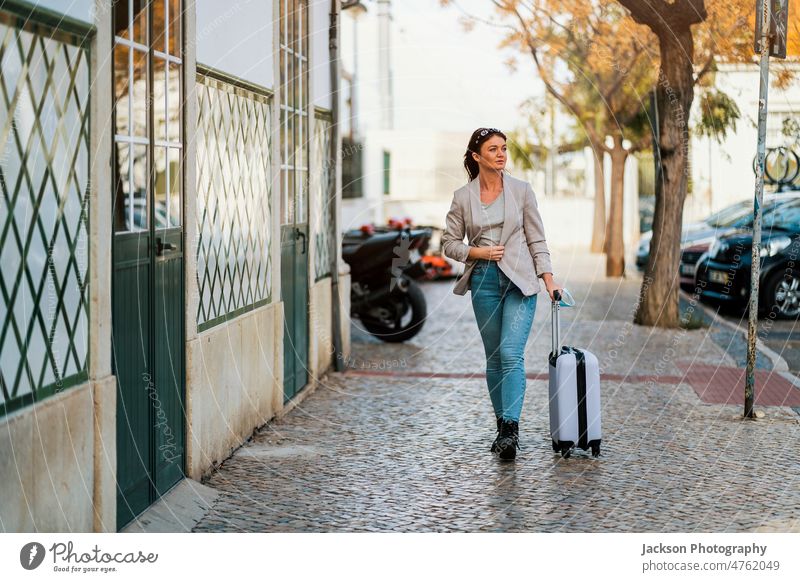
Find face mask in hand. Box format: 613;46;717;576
554;287;575;308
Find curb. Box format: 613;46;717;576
679;288;790;373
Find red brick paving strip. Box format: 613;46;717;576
675;361;800;406
344;364;800;407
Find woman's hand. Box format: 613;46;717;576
541;273;562;302
481;245;504;261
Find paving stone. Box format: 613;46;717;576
193;248;800;533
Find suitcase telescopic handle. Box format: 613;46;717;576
551;289;560;356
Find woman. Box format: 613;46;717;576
441;127;562;462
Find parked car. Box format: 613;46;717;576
679;193;800;291
639;195;655;234
694;198;800;319
638;192;800;269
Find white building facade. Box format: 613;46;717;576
687;62;800;222
0;0;350;532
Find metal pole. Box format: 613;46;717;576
351;10;359;140
746;0;772;418
330;0;345;372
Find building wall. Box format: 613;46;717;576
688;63;800;223
196;0;274;88
186;0;347;482
1;0;349;530
0;0;116;532
28;0;94;23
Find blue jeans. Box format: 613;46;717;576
470;259;538;423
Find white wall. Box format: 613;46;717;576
311;0;332;110
342;128;466;231
27;0;93;23
688;63;800;222
196;0;274;88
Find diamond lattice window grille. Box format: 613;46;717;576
196;74;273;331
312;111;333;282
0;13;91;417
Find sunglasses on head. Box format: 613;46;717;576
474;127;501;143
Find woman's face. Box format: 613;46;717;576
473;135;507;174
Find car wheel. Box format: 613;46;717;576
763;268;800;320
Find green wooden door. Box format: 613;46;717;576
280;0;310;402
281;224;309;401
111;0;185;529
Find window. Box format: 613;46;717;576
383;150;391;196
279;0;309;226
113;0;183;232
0;10;91;416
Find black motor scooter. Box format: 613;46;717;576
342;222;432;342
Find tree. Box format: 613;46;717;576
617;0;790;327
441;0;661;277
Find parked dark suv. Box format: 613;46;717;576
678;193;800;291
694;198;800;319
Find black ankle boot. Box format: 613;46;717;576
496;419;520;461
490;416;502;452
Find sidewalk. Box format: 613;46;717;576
180;247;800;532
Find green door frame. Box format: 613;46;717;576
111;0;186;530
280;0;310;403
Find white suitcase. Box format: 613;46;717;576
548;290;602;458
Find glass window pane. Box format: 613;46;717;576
114;0;129;39
289;50;295;109
295;114;303;170
298;0;306;57
297;169;306;224
133;0;147;45
168;147;181;227
153;57;167;142
280;108;286;164
279;38;286;99
290;0;296;54
132;48;148;138
168;0;181;56
154;146;168;228
167;62;181;143
153;0;167;53
287;113;294;166
113;143;131;231
132;145;148;230
113;43;130;136
280;168;287;224
287;167;294;223
298;57;304;117
302;1;308;58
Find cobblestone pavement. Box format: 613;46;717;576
193;248;800;533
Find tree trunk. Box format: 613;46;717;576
634;27;695;328
590;144;607;254
606;136;627;277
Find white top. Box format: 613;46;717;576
477;189;504;246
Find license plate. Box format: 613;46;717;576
708;269;728;284
680;263;696;276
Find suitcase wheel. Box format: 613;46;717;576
551;439;559;452
591;443;601;458
560;444;572;459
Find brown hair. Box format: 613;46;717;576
463;127;507;181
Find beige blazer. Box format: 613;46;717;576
441;171;553;296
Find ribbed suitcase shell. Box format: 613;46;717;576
548;293;602;458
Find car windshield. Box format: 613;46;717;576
728;197;800;229
764;199;800;230
705;200;753;227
